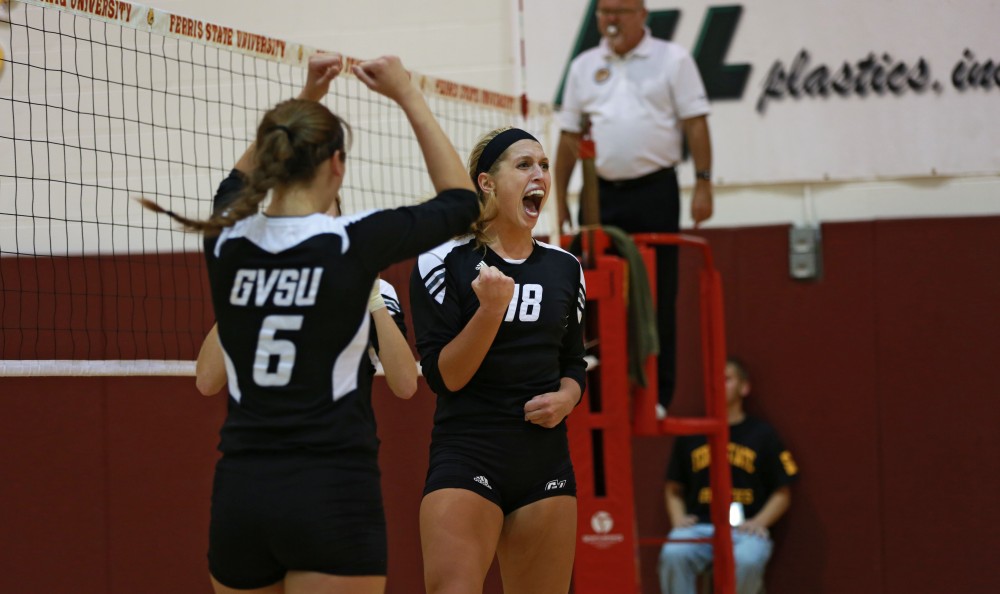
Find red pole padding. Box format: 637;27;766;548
702;267;736;594
568;248;642;594
570;231;735;594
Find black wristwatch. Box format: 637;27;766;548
695;169;712;181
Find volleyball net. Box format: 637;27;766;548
0;0;555;375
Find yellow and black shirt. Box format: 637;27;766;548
666;416;799;523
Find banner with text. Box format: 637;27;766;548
524;0;1000;185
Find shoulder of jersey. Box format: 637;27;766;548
534;239;575;258
216;212;350;257
416;236;474;304
378;278;398;299
535;240;585;268
337;208;380;226
378;278;404;317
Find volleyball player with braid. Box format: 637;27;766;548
410;127;588;594
143;52;476;594
195;109;418;402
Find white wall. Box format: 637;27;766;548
135;0;999;230
138;0;518;94
7;0;998;232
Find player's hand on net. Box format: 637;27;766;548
299;52;343;102
353;56;415;104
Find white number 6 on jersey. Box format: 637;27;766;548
253;314;304;386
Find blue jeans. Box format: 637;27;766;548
658;524;772;594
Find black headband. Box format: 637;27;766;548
474;128;539;180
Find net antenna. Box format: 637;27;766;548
0;0;555;376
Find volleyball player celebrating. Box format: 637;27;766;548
145;53;476;594
410;127;587;594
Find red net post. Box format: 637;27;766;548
632;233;735;594
569;230;641;594
569;230;735;594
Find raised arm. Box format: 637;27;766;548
233;53;344;175
353;56;473;194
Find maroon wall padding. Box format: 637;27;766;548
1;378;110;594
2;216;998;594
872;218;1000;594
0;253;212;360
634;216;1000;594
0;377;225;594
104;378;225;594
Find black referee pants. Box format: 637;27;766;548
582;167;679;410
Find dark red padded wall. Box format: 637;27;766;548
0;378;110;594
634;223;884;593
105;378;225;593
872;218;1000;594
633;216;1000;594
0;377;225;594
0;252;211;360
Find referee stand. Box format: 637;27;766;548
565;228;735;594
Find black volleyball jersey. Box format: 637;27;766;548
205;170;477;455
411;236;587;434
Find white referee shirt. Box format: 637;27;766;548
558;29;710;181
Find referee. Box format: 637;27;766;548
555;0;714;412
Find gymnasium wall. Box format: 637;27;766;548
632;215;1000;594
127;0;1000;232
2;214;997;594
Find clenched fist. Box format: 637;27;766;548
472;264;514;316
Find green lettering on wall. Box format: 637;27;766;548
693;5;751;100
553;3;748;105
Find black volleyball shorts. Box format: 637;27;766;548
208;453;387;589
424;427;576;515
